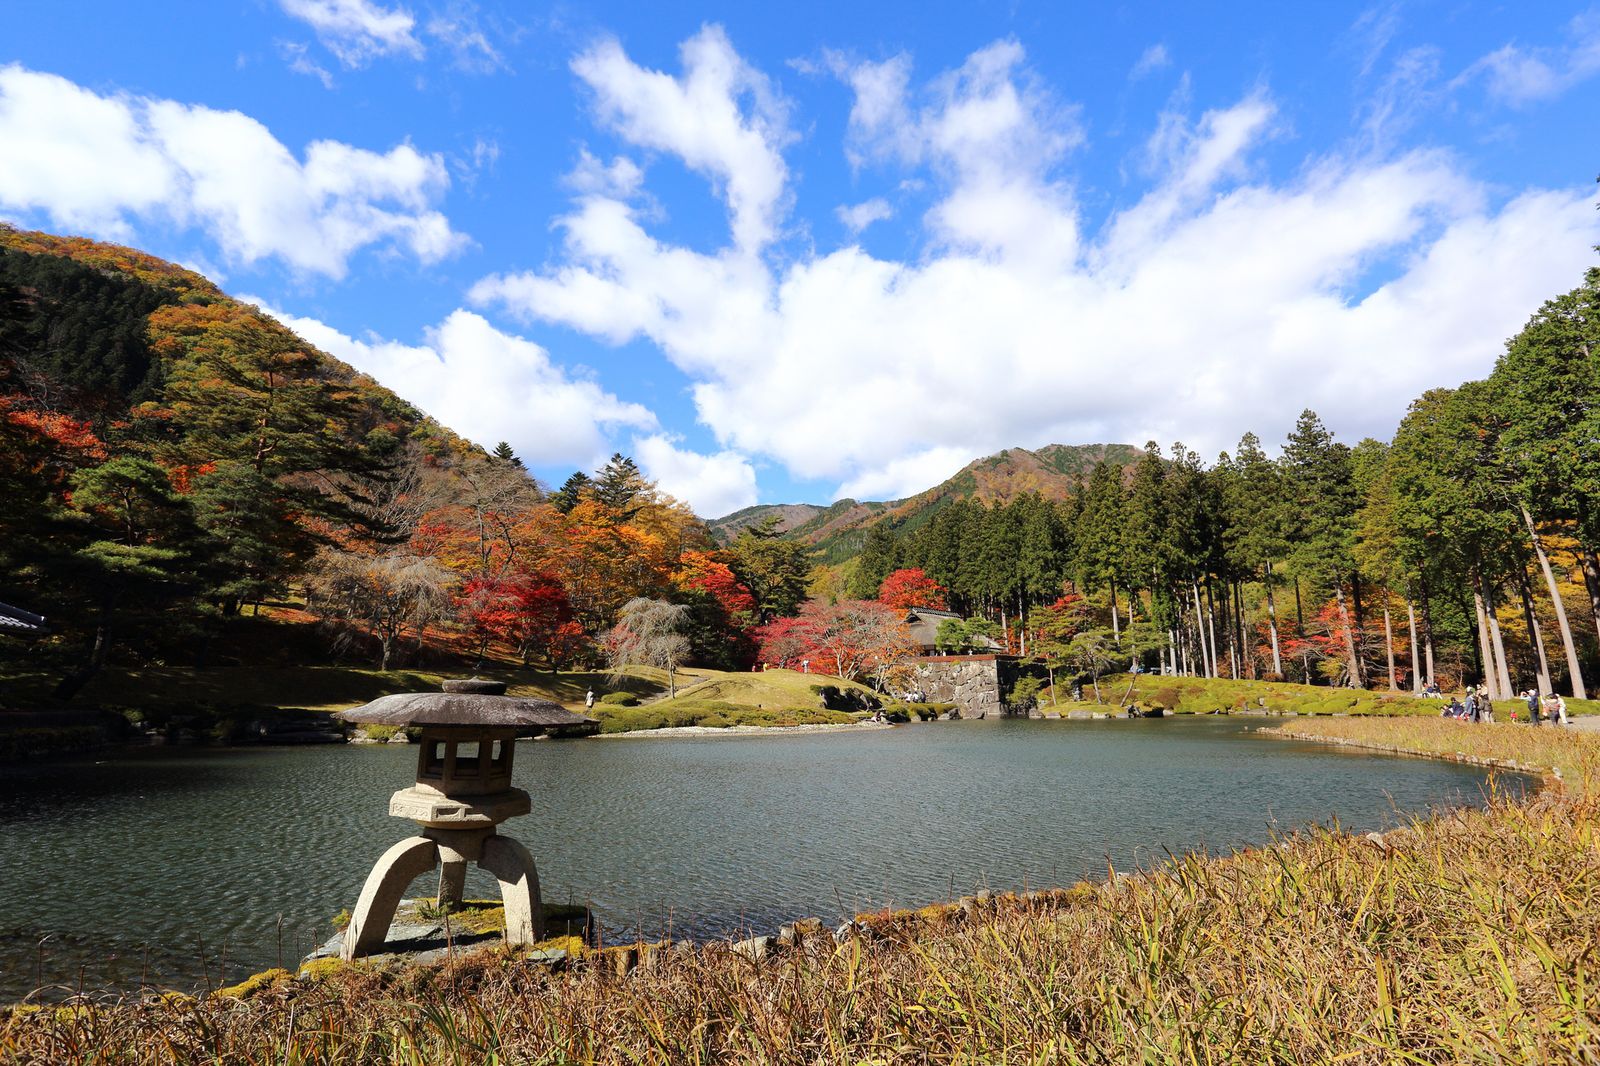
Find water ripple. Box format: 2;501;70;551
0;719;1512;997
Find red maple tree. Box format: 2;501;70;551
877;567;949;611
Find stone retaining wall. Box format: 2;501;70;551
912;657;1023;720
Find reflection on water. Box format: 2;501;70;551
0;718;1516;999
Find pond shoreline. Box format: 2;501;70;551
8;717;1590;1061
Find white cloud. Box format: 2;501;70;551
250;302;658;470
633;434;758;516
572;25;792;252
565;149;645;199
426;9;506;73
280;0;422;67
474;32;1600;502
1130;44;1170;80
0;65;464;277
1455;10;1600;106
280;41;337;89
836;197;892;234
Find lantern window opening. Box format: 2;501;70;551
422;741;446;779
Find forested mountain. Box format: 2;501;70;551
707;503;827;541
820;258;1600;702
711;443;1143;561
0;227;805;700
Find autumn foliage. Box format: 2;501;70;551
755;599;918;684
877;567;949;610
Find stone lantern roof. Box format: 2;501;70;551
338;678;589;732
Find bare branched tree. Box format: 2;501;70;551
606;597;691;697
310;550;454;670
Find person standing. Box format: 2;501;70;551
585;687;595;711
1527;689;1542;726
1466;688;1480;723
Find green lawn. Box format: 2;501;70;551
588;667;881;733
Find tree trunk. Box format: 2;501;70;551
1521;503;1587;700
1518;567;1552;696
1017;590;1027;658
1294;578;1311;684
1109;580;1121;647
1204;576;1221;679
1264;562;1284;677
1333;585;1361;689
1225;580;1240;680
1190;581;1210;677
1471;578;1497;698
1351;573;1367;686
1580;544;1600;649
1406;599;1421;694
1420;577;1437;685
1382;603;1397;690
1483;575;1513;701
54;618;112;700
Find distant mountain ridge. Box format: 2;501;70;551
710;442;1143;561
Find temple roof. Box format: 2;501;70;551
0;601;47;639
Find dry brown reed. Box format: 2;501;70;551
6;722;1600;1064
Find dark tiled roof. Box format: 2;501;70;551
903;607;1000;652
0;601;47;636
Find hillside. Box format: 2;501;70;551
714;443;1143;562
0;226;517;700
0;225;475;458
707;502;827;541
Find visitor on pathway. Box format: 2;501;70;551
1544;693;1569;726
1466;689;1481;723
585;688;595;710
1526;690;1542;726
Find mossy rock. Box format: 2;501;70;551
297;957;346;982
215;967;293;1000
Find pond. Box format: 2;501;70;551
0;718;1521;1000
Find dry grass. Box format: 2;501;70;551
1267;716;1600;794
7;723;1600;1064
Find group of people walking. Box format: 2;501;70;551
1436;683;1569;725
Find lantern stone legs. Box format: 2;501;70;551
341;826;544;960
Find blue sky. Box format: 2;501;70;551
2;1;1597;516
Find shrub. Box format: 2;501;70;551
600;692;640;706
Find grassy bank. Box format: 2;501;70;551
7;722;1599;1062
589;669;874;733
1074;673;1600;719
1266;715;1600;793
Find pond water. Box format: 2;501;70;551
0;718;1520;1000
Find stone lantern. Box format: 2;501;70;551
335;678;591;960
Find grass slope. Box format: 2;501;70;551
588;668;877;733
